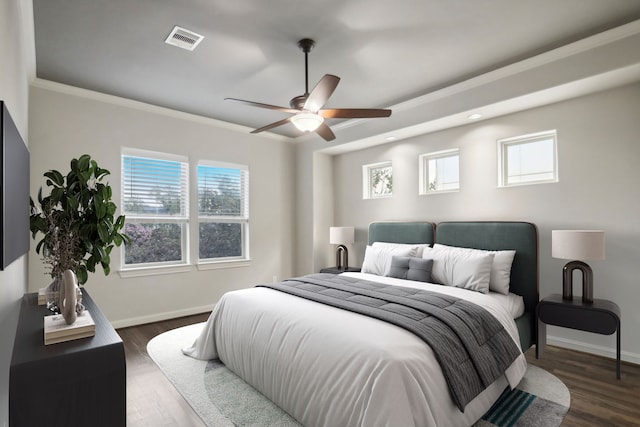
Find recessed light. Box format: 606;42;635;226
467;113;483;120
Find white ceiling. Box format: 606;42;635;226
32;0;640;149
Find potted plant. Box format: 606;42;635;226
30;154;129;295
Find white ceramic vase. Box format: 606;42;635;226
60;270;80;325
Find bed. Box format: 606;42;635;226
185;221;539;427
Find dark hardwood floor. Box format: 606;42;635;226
118;313;210;427
119;314;640;426
525;346;640;427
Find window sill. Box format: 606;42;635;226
118;264;193;279
498;179;558;188
118;259;251;278
196;259;251;271
364;195;393;200
421;189;460;196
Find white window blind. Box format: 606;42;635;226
122;152;189;218
197;162;249;219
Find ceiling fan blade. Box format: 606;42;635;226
319;108;392;119
315;122;336;142
250;117;293;134
225;98;299;114
303;74;340;112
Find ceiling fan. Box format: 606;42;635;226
225;38;392;142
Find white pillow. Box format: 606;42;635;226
422;246;495;293
433;244;516;295
362;245;415;276
372;241;430;258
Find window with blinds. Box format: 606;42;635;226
197;161;249;261
121;150;189;267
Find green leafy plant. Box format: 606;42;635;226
29;154;129;285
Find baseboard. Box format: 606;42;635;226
547;335;640;365
110;305;213;329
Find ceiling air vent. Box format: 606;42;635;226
165;26;204;51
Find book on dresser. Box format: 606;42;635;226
44;310;95;345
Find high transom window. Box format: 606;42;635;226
363;161;393;199
419;149;460;194
498;130;558;187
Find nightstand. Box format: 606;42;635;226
320;267;361;274
536;293;621;379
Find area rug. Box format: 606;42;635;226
147;323;570;427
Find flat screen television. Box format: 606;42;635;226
1;101;30;270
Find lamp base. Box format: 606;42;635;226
562;260;594;304
335;245;349;270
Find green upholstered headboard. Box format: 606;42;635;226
367;220;539;350
368;222;435;245
436;221;539;350
435;222;539;313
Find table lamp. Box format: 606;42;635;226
552;230;605;304
329;226;355;270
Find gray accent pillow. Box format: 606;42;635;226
386;256;433;283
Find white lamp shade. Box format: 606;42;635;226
291;112;324;132
552;230;605;261
330;226;354;245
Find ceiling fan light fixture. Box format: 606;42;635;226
225;38;391;142
291;112;324;132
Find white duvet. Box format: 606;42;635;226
184;272;527;427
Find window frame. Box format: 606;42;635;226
120;148;190;272
196;160;250;266
498;130;558;187
419;148;460;195
362;161;393;199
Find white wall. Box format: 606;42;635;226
293;139;335;275
0;0;34;424
329;83;640;363
28;83;295;327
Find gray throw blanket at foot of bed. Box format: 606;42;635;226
258;273;521;412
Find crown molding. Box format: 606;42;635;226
30;78;294;143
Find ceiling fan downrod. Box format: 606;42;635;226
297;38;315;96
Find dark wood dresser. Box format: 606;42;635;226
10;289;126;427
